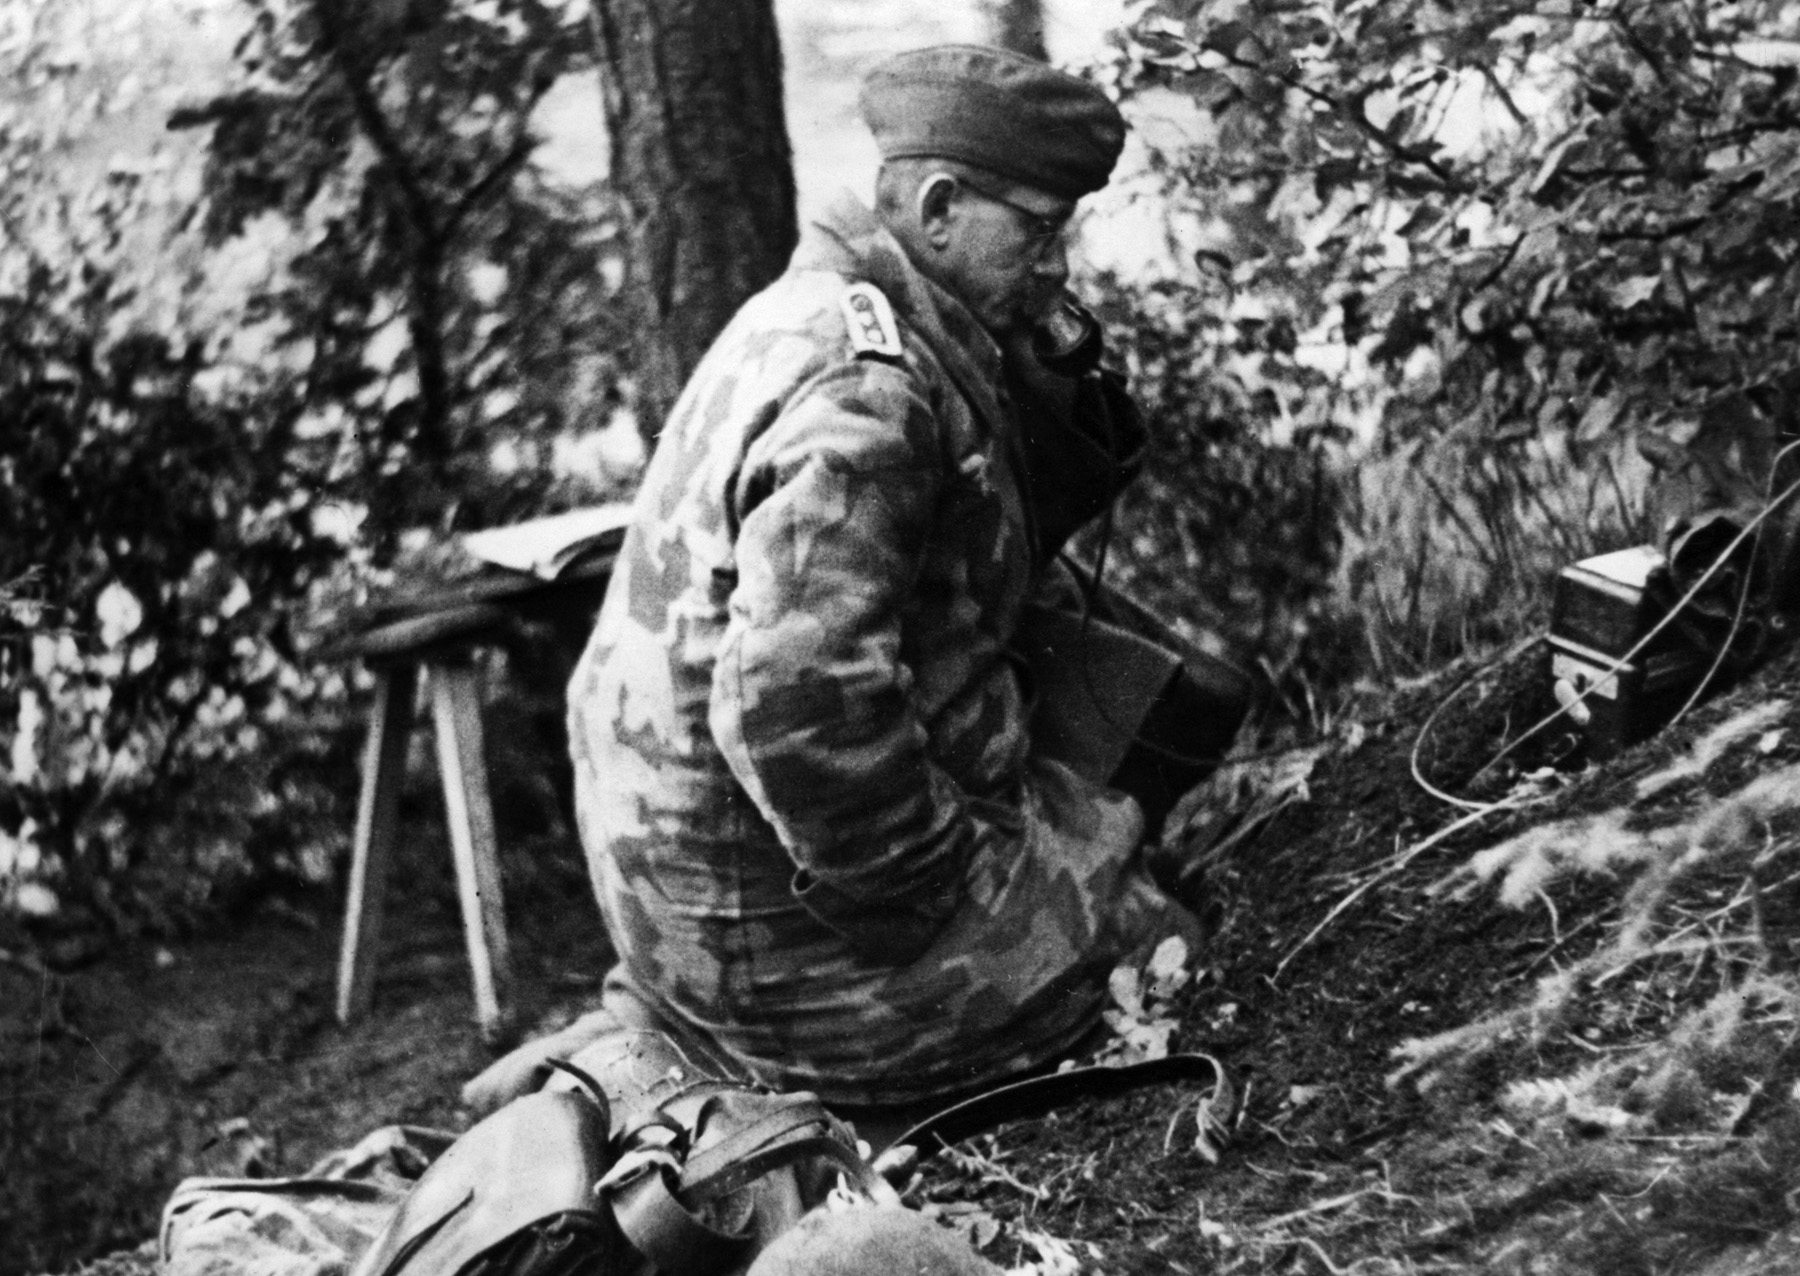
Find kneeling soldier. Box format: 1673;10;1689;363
468;44;1244;1122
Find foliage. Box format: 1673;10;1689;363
0;164;350;926
1088;273;1353;708
176;0;634;544
1098;0;1800;696
0;0;633;929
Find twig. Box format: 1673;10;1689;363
1294;1235;1349;1275
1257;1189;1374;1232
1526;912;1604;972
1472;233;1525;293
1416;464;1501;572
1274;805;1506;982
1214;45;1472;196
446;130;535;236
72;1029;123;1079
314;0;443;244
942;1142;1048;1202
1479;63;1532;132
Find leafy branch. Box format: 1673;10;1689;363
1210;40;1476;198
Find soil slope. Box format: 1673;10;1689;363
10;641;1800;1276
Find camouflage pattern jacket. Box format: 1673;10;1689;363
566;194;1181;1106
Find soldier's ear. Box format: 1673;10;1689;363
917;172;960;250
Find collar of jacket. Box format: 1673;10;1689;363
794;193;1011;448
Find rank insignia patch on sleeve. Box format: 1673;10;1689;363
841;282;903;362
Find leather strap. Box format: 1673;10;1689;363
603;1091;896;1270
608;1166;749;1275
679;1096;881;1202
892;1052;1234;1155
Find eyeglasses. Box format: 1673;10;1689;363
955;176;1071;261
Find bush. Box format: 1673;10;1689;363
1092;0;1800;712
1087;273;1351;710
0;226;351;928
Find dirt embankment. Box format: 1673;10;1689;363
964;638;1800;1274
10;641;1800;1276
2;831;612;1276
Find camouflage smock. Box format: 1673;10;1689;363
566;194;1181;1107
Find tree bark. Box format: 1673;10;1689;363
589;0;797;444
987;0;1049;62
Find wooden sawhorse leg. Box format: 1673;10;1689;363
336;661;416;1026
335;656;515;1043
428;657;514;1043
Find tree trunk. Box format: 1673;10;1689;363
589;0;797;444
987;0;1049;61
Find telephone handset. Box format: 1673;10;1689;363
1031;294;1105;379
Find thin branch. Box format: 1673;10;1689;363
1611;12;1675;86
1217;46;1474;196
1692;45;1800;76
445;129;535;236
1701;119;1800;147
1472;234;1525;293
312;0;443;245
445;51;561;236
1480;64;1532;133
1274;805;1511;983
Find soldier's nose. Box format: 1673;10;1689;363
1035;236;1070;286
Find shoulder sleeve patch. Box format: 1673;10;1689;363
840;281;904;362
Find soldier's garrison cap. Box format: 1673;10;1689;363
859;45;1126;202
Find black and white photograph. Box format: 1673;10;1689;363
5;1;1800;1272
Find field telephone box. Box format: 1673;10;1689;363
1547;545;1711;760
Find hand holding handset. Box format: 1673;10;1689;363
1031;293;1105;379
